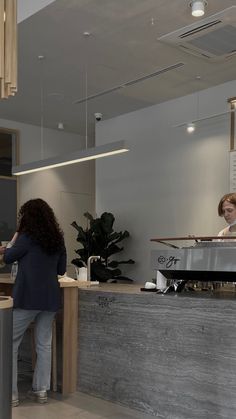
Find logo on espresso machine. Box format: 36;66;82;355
157;255;180;268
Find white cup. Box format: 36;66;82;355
144;281;156;289
75;267;87;281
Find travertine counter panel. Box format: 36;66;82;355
78;287;236;419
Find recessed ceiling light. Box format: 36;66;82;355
189;0;207;17
83;31;91;37
187;123;196;133
58;122;64;130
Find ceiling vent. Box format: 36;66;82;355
158;6;236;60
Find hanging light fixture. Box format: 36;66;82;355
12;52;129;176
190;0;207;17
0;0;17;99
12;141;129;175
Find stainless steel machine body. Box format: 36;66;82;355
151;242;236;281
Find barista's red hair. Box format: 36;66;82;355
218;193;236;216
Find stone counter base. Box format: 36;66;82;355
78;289;236;419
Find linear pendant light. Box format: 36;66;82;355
13;46;129;176
12;140;129;176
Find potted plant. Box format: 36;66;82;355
71;212;135;282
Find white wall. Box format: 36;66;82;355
0;118;95;276
95;79;236;283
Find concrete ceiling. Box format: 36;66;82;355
1;0;236;137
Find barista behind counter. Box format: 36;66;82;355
151;193;236;291
218;193;236;239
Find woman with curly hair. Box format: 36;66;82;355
1;198;66;406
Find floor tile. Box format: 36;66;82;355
12;390;155;419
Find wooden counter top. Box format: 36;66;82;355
0;273;81;288
0;296;13;309
0;274;141;292
2;274;236;299
0;274;14;284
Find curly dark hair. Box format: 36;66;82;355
17;198;64;254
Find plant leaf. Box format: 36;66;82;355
71;221;81;232
92;263;113;281
108;230;130;245
107;276;133;283
71;258;85;268
108;259;135;268
84;212;94;222
101;212;115;234
105;243;123;258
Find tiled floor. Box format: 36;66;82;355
12;359;155;419
12;390;155;419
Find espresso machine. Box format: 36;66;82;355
150;236;236;292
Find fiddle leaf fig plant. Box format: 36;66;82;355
71;212;135;282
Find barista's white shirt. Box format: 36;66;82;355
218;226;236;241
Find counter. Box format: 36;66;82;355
0;296;13;419
77;284;236;419
0;295;13;309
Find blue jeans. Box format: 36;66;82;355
12;309;56;399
